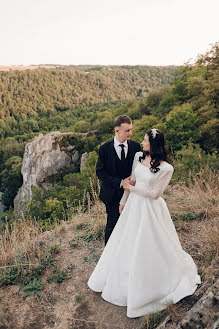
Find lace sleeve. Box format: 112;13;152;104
119;152;142;205
130;165;173;200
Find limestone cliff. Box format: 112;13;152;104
14;131;80;214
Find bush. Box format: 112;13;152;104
132;115;161;143
164;104;201;152
172;143;219;180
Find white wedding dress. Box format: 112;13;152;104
88;152;201;318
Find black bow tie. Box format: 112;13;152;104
119;144;125;161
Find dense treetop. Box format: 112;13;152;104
0;65;178;118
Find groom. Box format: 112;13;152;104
96;115;141;244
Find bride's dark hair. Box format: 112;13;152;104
139;129;169;173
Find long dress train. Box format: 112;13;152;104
88;152;201;318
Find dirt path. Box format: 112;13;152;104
0;223;144;329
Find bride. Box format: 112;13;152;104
88;128;201;318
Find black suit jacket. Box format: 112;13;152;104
96;139;141;204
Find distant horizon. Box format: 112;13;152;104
0;48;212;67
0;63;181;67
0;63;182;72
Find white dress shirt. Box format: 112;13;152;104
114;137;128;188
114;137;128;160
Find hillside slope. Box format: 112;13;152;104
0;176;218;329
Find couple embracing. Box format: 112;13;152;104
88;115;201;318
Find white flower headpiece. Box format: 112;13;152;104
151;128;159;139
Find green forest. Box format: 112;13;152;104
0;43;218;229
0;65;177;119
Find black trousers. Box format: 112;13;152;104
104;202;120;245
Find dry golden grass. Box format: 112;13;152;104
68;178;106;231
0;179;104;270
166;169;219;219
0;218;44;268
201;218;219;279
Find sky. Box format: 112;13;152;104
0;0;218;66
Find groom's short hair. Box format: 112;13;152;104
114;115;132;128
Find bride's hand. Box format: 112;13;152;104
122;177;135;188
119;204;124;214
121;176;131;188
123;182;131;192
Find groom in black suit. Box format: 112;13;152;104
96;115;141;244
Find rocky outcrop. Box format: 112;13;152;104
80;152;89;172
176;278;219;329
157;276;219;329
14;131;80;215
